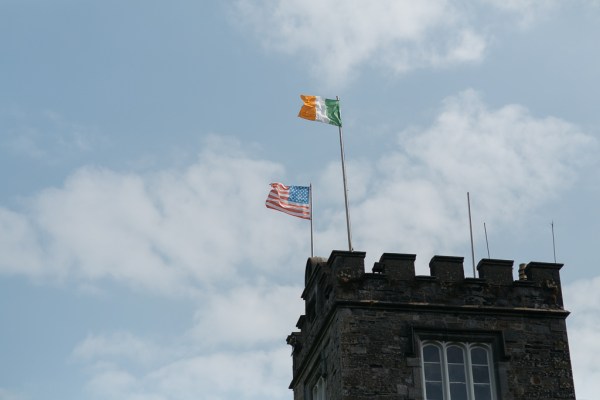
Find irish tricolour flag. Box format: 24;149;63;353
298;95;342;127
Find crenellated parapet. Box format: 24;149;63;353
302;250;565;312
287;250;569;384
287;247;576;400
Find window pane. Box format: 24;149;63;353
447;346;464;363
448;364;466;382
471;347;488;365
474;383;492;400
312;377;325;400
450;382;468;400
472;365;490;383
425;382;444;400
424;363;442;381
423;345;441;362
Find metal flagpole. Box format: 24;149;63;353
467;192;476;277
484;222;490;259
310;183;314;257
337;96;353;251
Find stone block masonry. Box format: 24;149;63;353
287;250;575;400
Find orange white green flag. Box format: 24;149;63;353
298;95;342;127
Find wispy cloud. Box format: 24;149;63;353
316;90;595;267
187;284;303;349
481;0;560;26
233;0;485;85
0;108;100;161
0;136;305;295
0;92;593;289
73;333;292;400
564;278;600;400
232;0;569;86
73;331;172;367
1;92;595;399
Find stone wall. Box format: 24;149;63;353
287;250;575;400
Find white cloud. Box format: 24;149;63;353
481;0;559;27
71;280;302;399
148;348;291;400
74;335;292;400
233;0;486;85
564;278;600;400
1;91;590;399
0;207;45;277
315;90;594;269
187;284;303;349
0;136;309;295
85;366;139;400
1;92;593;288
73;332;171;367
232;0;583;85
0;108;99;160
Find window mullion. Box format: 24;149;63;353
465;344;474;400
442;343;450;400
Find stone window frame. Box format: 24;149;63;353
408;328;508;400
304;353;328;400
311;376;326;400
420;340;496;400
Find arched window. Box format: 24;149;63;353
421;341;495;400
311;376;326;400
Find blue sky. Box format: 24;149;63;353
1;1;600;399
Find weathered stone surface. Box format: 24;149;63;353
288;251;575;400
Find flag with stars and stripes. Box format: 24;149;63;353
265;183;311;220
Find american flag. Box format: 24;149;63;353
265;182;311;220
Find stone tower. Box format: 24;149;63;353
287;250;575;400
